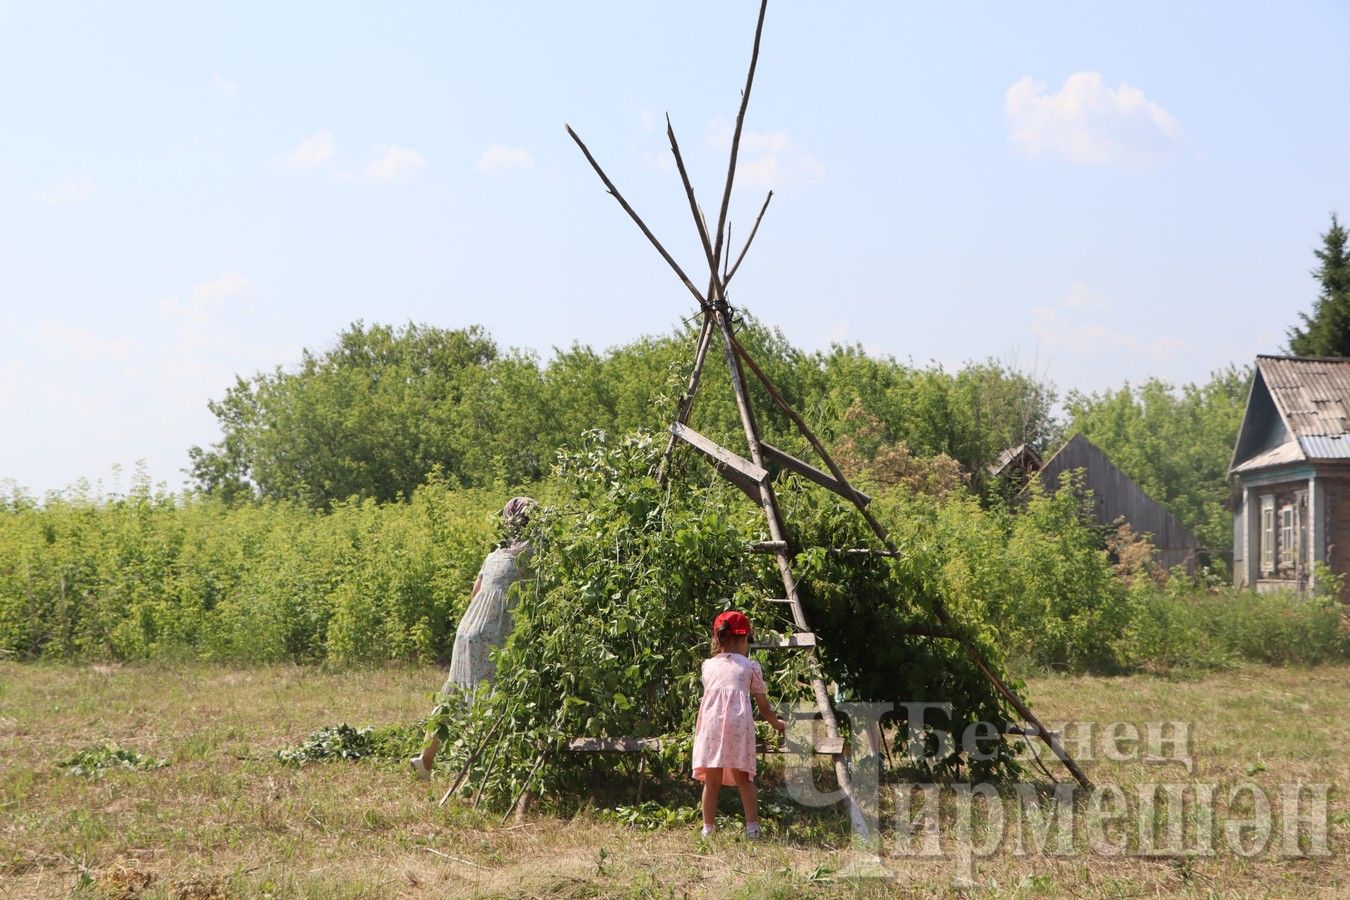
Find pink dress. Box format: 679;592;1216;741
692;652;765;782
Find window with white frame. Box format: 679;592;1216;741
1260;495;1275;575
1280;504;1295;570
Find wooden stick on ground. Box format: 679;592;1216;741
470;734;509;808
501;749;549;825
439;713;507;807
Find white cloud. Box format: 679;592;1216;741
1005;71;1180;167
283;129;336;169
38;175;98;205
476;144;534;174
1060;280;1112;311
211;74;237;100
158;272;254;324
1029;282;1188;361
158;273;259;401
39;319;131;364
707;119;824;190
364;145;428;183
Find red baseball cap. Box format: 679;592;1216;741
713;610;751;636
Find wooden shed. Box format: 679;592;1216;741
1230;355;1350;594
1035;433;1201;571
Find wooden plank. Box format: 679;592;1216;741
760;442;871;505
763;598;793;604
566;737;661;753
759;736;845;755
718;465;766;504
746;540;788;554
671;422;768;484
751;632;816;649
1005;724;1061;740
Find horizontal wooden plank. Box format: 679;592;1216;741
763;598;794;604
751;632;816;649
759;736;846;755
1005;725;1061;740
746;540;789;554
672;423;768;484
565;737;661;752
760;442;871;506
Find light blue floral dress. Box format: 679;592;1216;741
442;546;528;697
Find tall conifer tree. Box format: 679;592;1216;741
1288;213;1350;356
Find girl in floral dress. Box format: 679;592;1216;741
692;610;785;838
411;497;535;780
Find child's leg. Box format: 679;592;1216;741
700;768;724;829
734;770;759;827
420;736;441;768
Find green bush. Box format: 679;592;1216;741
2;446;1345;677
0;477;501;663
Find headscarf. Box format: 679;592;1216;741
501;496;536;554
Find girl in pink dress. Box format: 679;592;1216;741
692;610;786;839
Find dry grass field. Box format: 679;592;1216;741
1;662;1346;898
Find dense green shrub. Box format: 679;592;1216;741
0;477;500;663
1;448;1344;676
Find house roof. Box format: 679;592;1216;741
1230;355;1350;475
1257;355;1350;441
987;443;1042;477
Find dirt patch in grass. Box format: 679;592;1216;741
1;662;1345;897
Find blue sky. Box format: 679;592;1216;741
2;1;1348;495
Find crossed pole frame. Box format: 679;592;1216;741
564;0;1092;831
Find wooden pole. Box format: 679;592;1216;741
724;191;773;287
655;315;715;487
710;309;872;838
729;335;1093;791
565;124;708;310
709;0;770;272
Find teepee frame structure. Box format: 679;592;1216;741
554;0;1091;832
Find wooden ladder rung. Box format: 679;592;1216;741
763;598;794;604
751;632;816;649
1005;725;1061;740
758;735;846;755
747;540;788;553
565;737;661;752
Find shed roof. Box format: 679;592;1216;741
988;443;1043;477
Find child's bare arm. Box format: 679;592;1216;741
753;691;786;732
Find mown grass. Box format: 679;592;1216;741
1;662;1346;898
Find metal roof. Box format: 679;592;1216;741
1257;355;1350;445
1297;434;1350;459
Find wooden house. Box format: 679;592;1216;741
1230;355;1350;593
1035;433;1201;571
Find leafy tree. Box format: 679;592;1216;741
1288;213;1350;356
189;323;504;507
189;318;1059;508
